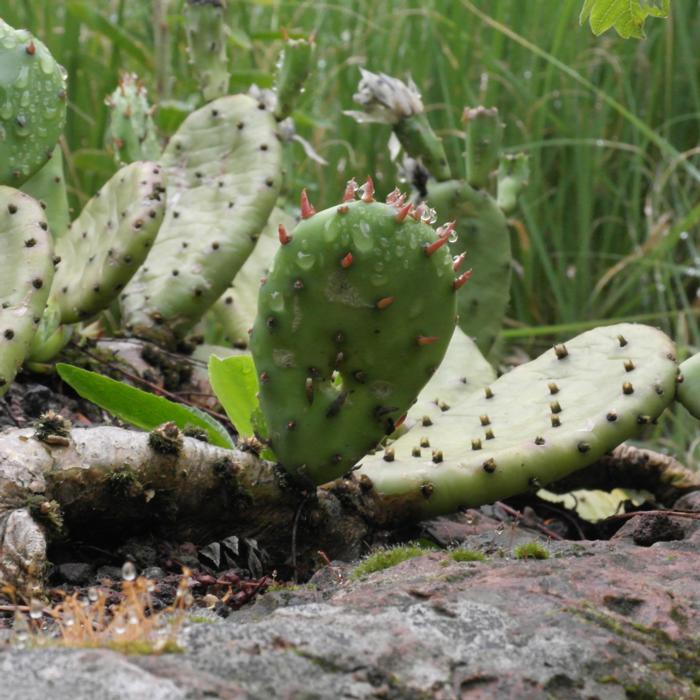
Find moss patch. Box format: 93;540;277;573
352;543;434;579
513;542;549;560
448;549;486;563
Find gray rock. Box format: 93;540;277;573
1;535;699;699
54;562;93;585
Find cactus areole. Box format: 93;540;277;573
251;181;461;485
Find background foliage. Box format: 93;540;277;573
3;0;699;461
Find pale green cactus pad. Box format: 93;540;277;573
402;326;496;434
0;19;67;186
0;187;54;395
21;146;70;239
120;94;282;344
357;324;678;517
105;73;161;164
211;207;296;349
677;352;700;419
50;161;165;324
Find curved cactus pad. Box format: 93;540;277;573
358;324;678;517
428;180;511;356
120;94;282;343
677;353;700;420
50;161;165;324
0;19;67;185
0;187;54;395
251;183;460;485
211;207;296;349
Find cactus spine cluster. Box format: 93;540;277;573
105;73;161;164
357;324;678;516
349;72;528;355
0;188;55;395
0;19;67;186
251;181;470;485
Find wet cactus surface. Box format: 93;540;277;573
0;19;67;186
251;181;467;485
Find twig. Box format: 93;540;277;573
605;509;700;521
494;501;564;541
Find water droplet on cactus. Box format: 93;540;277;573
0;102;12;120
296;250;316;270
269;291;285;312
352;221;374;252
121;560;137;581
448;231;458;244
39;53;55;74
15;65;29;88
0;125;5;142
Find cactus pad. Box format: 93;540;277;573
211;207;296;349
274;37;314;120
120;94;282;343
184;0;229;102
21;146;70;239
428;179;511;355
50;161;165;324
677;353;700;419
0;20;67;185
105;73;161;164
251;182;461;485
0;187;54;395
357;323;678;517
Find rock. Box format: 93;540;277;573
613;513;687;546
54;562;93;585
21;384;54;418
141;566;165;580
1;535;698;699
95;565;123;583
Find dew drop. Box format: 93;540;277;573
121;561;137;581
296;250;315;270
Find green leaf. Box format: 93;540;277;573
56;363;234;449
580;0;670;38
208;354;264;440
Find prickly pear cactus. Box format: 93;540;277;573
677;353;700;419
274;37;314;120
0;188;54;395
49;161;165;324
463;106;503;190
184;0;230;102
251;181;466;485
0;19;67;186
211;207;296;349
427;179;512;355
357;324;678;517
21;146;70;238
120;94;282;344
105;73;161;164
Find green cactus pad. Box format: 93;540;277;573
0;187;54;395
21;146;70;239
274;37;314;120
251;183;459;485
0;19;67;186
50;161;165;324
120;94;282;344
357;323;678;518
677;353;700;419
463;106;503;190
427;179;511;355
184;0;229;102
211;207;296;349
105;73;161;164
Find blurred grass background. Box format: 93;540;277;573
3;0;700;461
